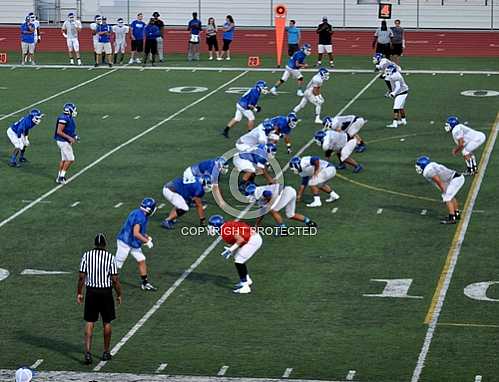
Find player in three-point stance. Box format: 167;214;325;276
323;114;367;153
292;67;330;124
385;64;409;128
161;175;212;229
233;143;277;192
372;52;401;97
415;156;465;225
6;109;43;167
208;214;262;294
223;80;267;138
54;103;78;184
116;198;158;290
245;183;317;235
270;43;312;96
235;119;279;153
445;116;486;175
289;155;340;208
269;112;298;154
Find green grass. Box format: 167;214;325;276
0;58;498;382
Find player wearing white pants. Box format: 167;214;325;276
234;233;262;264
7;128;27;150
234;104;255;123
62;14;82;65
233;154;258;174
250;184;317;232
115;239;146;268
57;141;75;161
112;19;129;64
385;66;409;128
319;130;363;172
162;187;189;211
293;68;329;124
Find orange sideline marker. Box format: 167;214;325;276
274;4;287;67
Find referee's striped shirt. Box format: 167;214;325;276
79;249;118;288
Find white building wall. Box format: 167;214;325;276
0;0;34;23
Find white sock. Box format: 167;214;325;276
401;118;407;123
60;170;66;177
393;120;398;125
70;58;74;64
314;195;321;202
315;104;322;116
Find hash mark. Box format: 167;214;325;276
282;368;293;378
346;370;356;381
30;359;44;369
332;207;338;214
377;208;383;215
155;363;167;373
475;376;482;382
134;115;141;120
102;115;109;119
421;209;427;215
70;201;80;208
199;117;205;121
217;365;229;376
114;202;123;208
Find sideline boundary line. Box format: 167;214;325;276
0;71;248;229
1;64;498;75
92;73;380;371
411;112;499;382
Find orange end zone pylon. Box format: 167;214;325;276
274;4;287;67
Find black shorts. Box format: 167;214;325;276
131;39;144;52
84;287;115;323
391;43;403;56
376;43;391;57
222;39;232;51
288;43;299;57
144;39;158;55
206;35;219;50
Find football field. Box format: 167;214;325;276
1;55;499;382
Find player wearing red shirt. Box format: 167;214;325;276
209;215;262;294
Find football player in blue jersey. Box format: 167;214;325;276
233;143;277;191
54;103;78;184
270;112;298;154
116;198;158;291
6;109;43;167
161;175;212;229
223;80;267;138
183;157;229;202
270;43;311;96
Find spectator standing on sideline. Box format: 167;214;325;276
373;20;393;58
187;12;202;61
62;12;82;65
152;12;165;62
219;15;235;60
28;13;40;53
206;17;221;60
90;15;102;65
77;233;122;365
112;18;129;65
316;16;334;67
390;19;404;65
96;16;113;67
129;13;145;64
143;18;160;66
286;20;300;56
20;16;35;65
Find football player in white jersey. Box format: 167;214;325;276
90;15;102;65
62;13;82;65
385;64;409;128
235;119;279;153
415;155;465;224
289;155;340;207
292;67;329;124
372;53;401;97
445;116;486;175
29;13;40;55
112;18;129;65
314;120;363;173
323;114;367;153
245;184;317;234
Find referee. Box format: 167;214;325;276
77;233;122;365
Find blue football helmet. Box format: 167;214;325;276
30;109;43;125
318;67;330;81
262;190;273;199
262;119;274;135
245;183;257;196
384;64;397;77
201;174;213;192
322;116;334;130
445;116;459;132
140;197;157;215
289;156;302;174
415;156;431;174
287;112;298;129
314;130;327;146
63;103;77;117
301;43;312;56
372;53;383;65
256;80;267;91
208;214;224;229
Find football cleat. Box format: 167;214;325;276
161;219;175;230
269;87;278;95
8;161;20;167
306;199;322;208
440;217;457;225
233;284;251;294
296;89;304;97
353;164;364;173
102;351;112;361
325;192;340;203
84;352;93;365
19;157;28;163
141;282;157;291
386;122;399;128
336;163;346;170
306;220;318;228
355;143;367;153
234;275;253;289
314;116;323;124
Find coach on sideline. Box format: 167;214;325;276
77;233;122;365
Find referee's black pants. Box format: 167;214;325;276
144;39;158;64
84;287;116;323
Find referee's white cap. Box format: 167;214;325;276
15;368;34;382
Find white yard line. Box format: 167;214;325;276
0;71;248;230
70;201;80;207
217;366;229;376
282;368;293;378
331;207;338;214
411;116;499;382
155;363;168;373
0;64;498;75
30;359;44;369
0;69;118;123
93;74;379;372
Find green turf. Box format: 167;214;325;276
0;61;498;382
